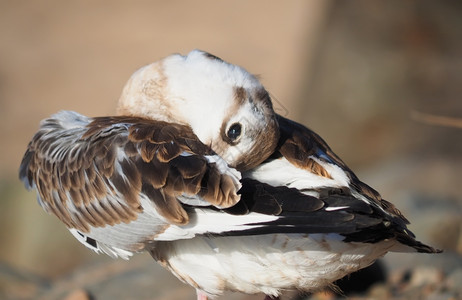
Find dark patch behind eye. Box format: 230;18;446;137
255;87;273;108
234;86;247;105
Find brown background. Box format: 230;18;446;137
1;1;461;299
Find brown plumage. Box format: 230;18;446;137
20;112;241;233
18;50;440;300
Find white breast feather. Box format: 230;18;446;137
161;234;397;297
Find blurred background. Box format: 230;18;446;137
1;1;461;299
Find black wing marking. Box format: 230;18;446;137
275;114;410;224
220;178;440;254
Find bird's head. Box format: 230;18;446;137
117;50;279;171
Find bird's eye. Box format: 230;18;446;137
227;123;242;142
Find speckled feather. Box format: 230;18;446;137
19;111;241;233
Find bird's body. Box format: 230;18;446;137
149;114;439;298
19;50;439;299
152;234;395;297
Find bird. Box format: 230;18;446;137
19;49;279;248
19;50;440;300
148;113;441;300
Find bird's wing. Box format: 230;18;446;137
274;114;410;223
184;114;439;254
19;111;241;256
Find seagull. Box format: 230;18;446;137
19;50;440;300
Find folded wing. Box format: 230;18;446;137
196;114;440;254
19;111;241;239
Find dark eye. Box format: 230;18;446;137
227;123;242;141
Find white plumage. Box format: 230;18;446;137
19;50;439;300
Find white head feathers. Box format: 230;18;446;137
117;50;279;170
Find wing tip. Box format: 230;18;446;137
394;232;443;254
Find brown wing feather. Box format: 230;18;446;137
276;114;410;224
19;112;241;233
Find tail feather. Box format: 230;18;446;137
393;232;442;253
